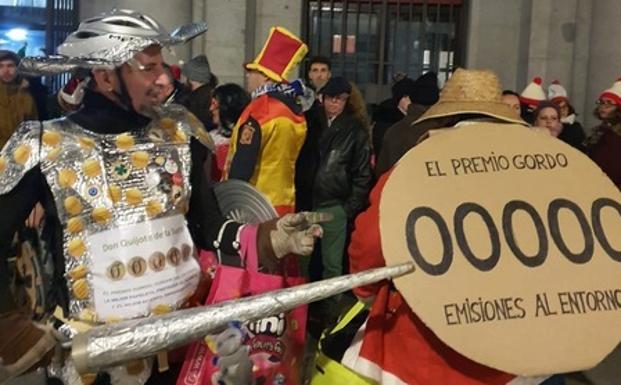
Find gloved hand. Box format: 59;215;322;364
269;212;328;259
257;212;330;270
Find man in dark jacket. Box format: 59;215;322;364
374;71;439;177
312;76;372;314
178;54;218;129
0;50;37;147
295;56;333;212
0;11;320;384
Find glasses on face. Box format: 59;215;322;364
596;99;617;107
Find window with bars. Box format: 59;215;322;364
44;0;79;92
0;0;78;92
302;0;467;101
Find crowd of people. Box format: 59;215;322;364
0;7;619;385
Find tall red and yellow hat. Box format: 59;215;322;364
245;26;308;83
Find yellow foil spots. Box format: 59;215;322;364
64;196;83;216
67;217;84;233
131;151;150;169
116;133;135;150
145;199;163;217
46;147;61;161
152;304;172;315
126;188;143;206
67;238;86;258
108;185;122;203
72;278;89;299
82;159;101;178
13;144;31;165
58;169;78;188
92;207;112;224
68;265;88;280
42;131;61;147
155;156;165;166
78;136;97;150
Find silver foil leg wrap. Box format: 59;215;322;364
71;263;414;373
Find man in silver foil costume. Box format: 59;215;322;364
0;9;321;385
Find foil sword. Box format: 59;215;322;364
71;262;414;373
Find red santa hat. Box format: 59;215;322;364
520;76;546;107
547;80;568;103
599;77;621;106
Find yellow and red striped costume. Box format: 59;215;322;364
224;92;306;215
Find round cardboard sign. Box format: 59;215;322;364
380;123;621;376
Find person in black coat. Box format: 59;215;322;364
310;76;372;321
547;81;586;152
374;72;439;177
372;72;439;160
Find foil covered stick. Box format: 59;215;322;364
71;263;414;373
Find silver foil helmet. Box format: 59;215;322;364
58;9;170;60
18;9;207;76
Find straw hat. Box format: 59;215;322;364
414;68;527;125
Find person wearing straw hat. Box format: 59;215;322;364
223;26;309;216
0;10;322;385
311;69;543;385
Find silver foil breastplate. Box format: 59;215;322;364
39;113;200;322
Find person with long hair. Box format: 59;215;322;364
209;83;251;180
585;78;621;188
547;81;586;151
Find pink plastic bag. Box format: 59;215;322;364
177;226;307;385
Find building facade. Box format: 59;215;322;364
73;0;621;131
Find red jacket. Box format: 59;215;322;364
347;171;525;385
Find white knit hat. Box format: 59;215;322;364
599;78;621;106
548;80;568;103
520;76;546;107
